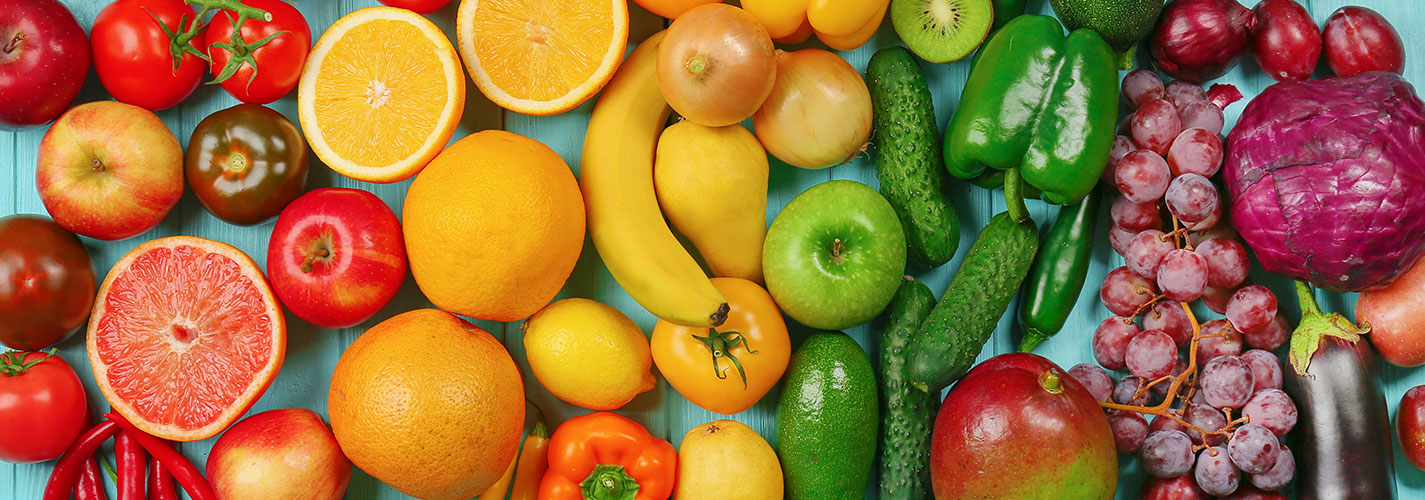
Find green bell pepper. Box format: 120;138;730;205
944;15;1118;205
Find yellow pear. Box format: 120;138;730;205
675;420;783;500
654;121;769;283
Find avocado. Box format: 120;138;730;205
776;332;879;500
1050;0;1164;57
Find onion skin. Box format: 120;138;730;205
1356;260;1425;367
1150;0;1256;83
658;4;777;127
1323;6;1405;78
753;49;872;169
1249;0;1321;82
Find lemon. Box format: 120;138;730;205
676;420;783;500
522;298;656;410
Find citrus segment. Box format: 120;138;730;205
87;236;285;442
457;0;629;115
298;7;465;183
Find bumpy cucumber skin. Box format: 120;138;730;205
907;211;1040;392
776;332;879;500
879;278;938;500
866;46;961;268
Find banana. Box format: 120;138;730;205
580;31;729;328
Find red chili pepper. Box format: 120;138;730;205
116;431;147;500
147;447;178;500
75;454;108;500
43;420;120;500
104;413;217;500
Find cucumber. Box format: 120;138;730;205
907;211;1039;392
879;278;938;500
866;46;960;268
777;332;879;500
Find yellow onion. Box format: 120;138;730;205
657;4;777;127
753;49;871;169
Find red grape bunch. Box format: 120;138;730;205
1073;70;1300;499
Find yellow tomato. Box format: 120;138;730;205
631;0;722;19
741;0;810;39
652;277;790;414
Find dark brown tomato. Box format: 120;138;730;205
186;103;309;226
0;215;96;350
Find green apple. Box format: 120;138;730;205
763;180;907;330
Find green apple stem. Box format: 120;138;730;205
1004;168;1030;224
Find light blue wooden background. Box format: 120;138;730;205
4;0;1423;498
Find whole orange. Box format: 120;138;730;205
402;130;585;321
327;309;525;500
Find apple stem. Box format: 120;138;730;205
3;33;22;54
300;249;330;273
1039;368;1063;394
91;158;105;173
830;238;844;265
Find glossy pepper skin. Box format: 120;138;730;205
944;15;1118;205
540;412;677;500
1018;185;1102;352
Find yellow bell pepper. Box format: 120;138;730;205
743;0;889;50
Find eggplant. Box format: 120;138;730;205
1282;336;1395;500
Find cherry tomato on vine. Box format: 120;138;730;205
0;351;87;464
91;0;207;111
187;104;309;225
204;0;312;104
0;215;96;351
378;0;454;14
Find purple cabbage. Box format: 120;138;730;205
1224;72;1425;292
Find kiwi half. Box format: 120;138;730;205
891;0;994;63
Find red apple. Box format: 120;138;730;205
0;0;89;128
36;101;184;241
267;188;407;329
207;408;351;500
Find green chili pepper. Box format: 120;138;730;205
1018;185;1103;352
944;15;1118;205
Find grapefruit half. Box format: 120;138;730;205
87;236;286;441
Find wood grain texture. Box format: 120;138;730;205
6;0;1425;498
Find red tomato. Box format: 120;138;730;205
0;351;87;463
204;0;312;104
90;0;207;111
378;0;454;14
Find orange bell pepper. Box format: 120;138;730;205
539;412;677;500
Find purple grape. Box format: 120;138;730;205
1109;225;1139;256
1249;445;1295;491
1157;249;1209;302
1223;485;1289;499
1166;79;1209;107
1093;316;1140;370
1112;196;1161;231
1165;173;1220;224
1242;389;1298;436
1069;363;1113;403
1149;409;1188;434
1240;350;1283;392
1132;99;1184;155
1144;300;1193;346
1196;446;1241;496
1187;202;1222;231
1188;223;1241;248
1101;267;1157;317
1116;150;1173;203
1127;330;1179;380
1198;319;1245;361
1227;285;1279;334
1110;411;1150;454
1203;286;1237;315
1201;356;1255;409
1127;230;1176;280
1197;238;1250;289
1179;100;1226;135
1103;135;1138;183
1185;403;1228;445
1123;69;1168;108
1114;375;1151;406
1244;314;1291;350
1228;424;1281;474
1166;128;1224;177
1142;429;1196;478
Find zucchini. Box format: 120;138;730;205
866;46;960;268
907;210;1039;392
879;278;938;500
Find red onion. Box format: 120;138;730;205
1150;0;1257;83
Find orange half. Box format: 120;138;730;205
456;0;629;115
87;236;286;442
298;7;465;183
